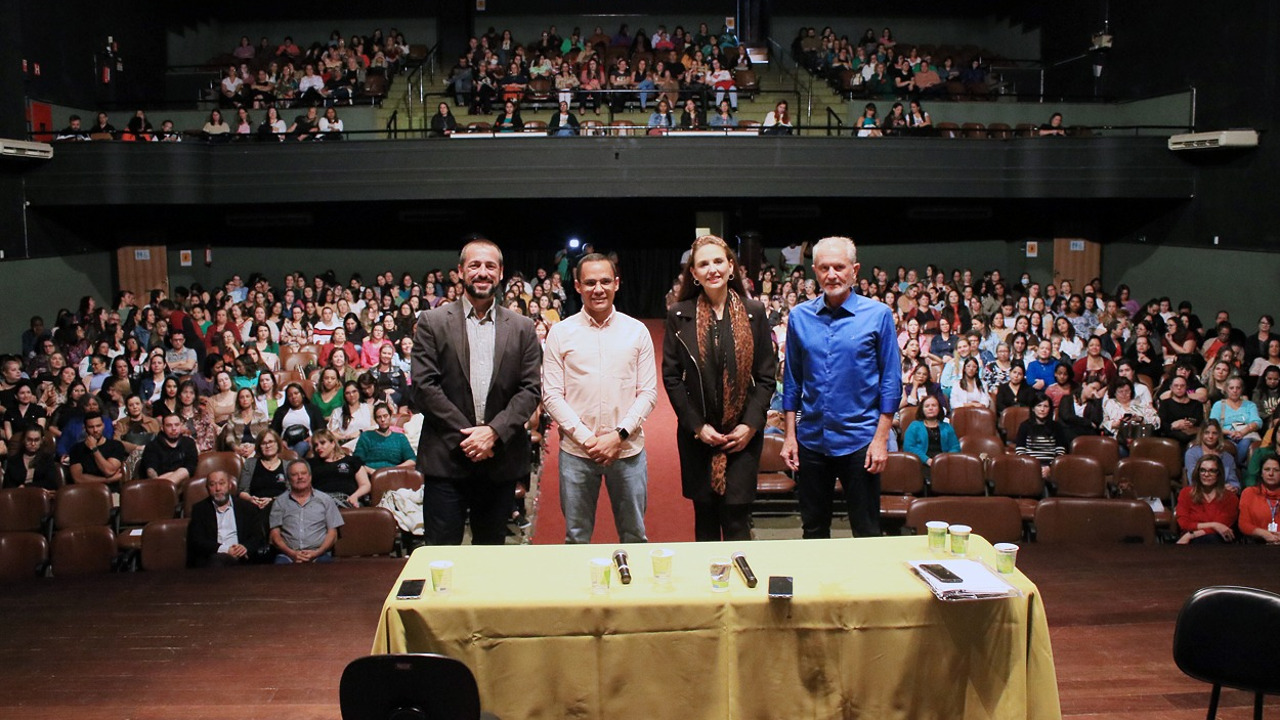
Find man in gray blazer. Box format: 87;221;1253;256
411;236;543;545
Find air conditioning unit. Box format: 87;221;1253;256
0;138;54;160
1168;130;1259;151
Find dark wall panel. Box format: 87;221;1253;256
1039;0;1279;251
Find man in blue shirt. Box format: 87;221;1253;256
1024;339;1057;392
782;237;902;538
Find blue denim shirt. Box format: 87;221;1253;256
783;293;902;456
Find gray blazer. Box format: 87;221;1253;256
410;301;542;482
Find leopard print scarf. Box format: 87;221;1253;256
697;290;753;494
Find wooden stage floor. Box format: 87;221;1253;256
0;543;1276;719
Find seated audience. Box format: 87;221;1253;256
1015;394;1066;477
268;459;344;564
310;429;371;507
1183;420;1241;490
187;470;268;567
139;413;199;487
1238;455;1280;544
1209;376;1262;467
353;403;416;469
1175;454;1239;544
902;395;958;475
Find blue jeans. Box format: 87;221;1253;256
559;449;648;544
635;79;656;108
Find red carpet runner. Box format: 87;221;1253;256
533;319;696;544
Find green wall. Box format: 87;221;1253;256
763;238;1054;287
0;252;114;349
165;246;462;293
1105;243;1280;324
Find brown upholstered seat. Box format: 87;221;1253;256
140;518;190;571
904;496;1024;543
51;526;118;576
370;467;425;507
0;487;52;533
53;484;113;530
0;532;49;580
929;453;988;496
116;479;180;552
880;452;925;519
1034;498;1156;544
757;435;796;495
952;406;998;439
1050;455;1107;498
336;508;399;557
1071;435;1121;489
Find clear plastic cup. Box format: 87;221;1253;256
709;556;732;592
650;548;674;585
589;558;612;594
948;524;972;556
429;560;453;593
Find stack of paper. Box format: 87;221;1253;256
907;559;1021;602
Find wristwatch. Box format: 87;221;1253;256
615;427;630;441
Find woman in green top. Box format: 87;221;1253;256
311;367;344;419
353;402;416;469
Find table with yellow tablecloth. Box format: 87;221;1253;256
371;535;1061;720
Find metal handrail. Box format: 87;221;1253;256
825;107;845;137
765;36;814;130
31;122;1191;143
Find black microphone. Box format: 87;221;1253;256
732;552;757;588
612;549;632;585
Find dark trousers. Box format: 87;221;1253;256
692;498;752;542
422;476;518;546
796;444;880;538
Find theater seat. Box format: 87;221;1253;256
370;468;425;507
336;508;398;557
0;487;51;533
53;484;113;531
904;496;1023;544
757;435;795;495
51;526;118;576
1049;455;1107;498
116;479;180;553
141;518;190;571
880;452;924;520
0;532;49;580
989;453;1046;523
1034;498;1156;544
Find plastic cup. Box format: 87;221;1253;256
589;558;612;594
650;548;674;585
709;556;732;592
926;521;949;552
429;560;453;593
949;524;972;556
993;543;1019;574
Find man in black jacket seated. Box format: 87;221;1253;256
187;470;268;567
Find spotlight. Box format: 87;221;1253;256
567;238;580;249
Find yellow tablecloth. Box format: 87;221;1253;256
371;535;1061;720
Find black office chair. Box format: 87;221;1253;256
339;653;499;720
1173;586;1280;720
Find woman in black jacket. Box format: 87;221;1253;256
3;427;62;490
429;102;458;137
1058;374;1107;444
662;235;776;541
